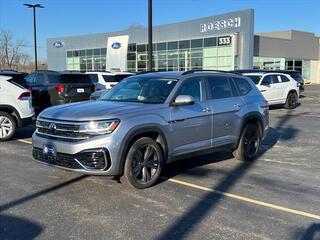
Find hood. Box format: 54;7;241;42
39;100;163;121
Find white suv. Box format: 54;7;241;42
0;73;34;140
86;71;133;90
243;72;299;109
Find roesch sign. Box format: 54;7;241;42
200;17;241;33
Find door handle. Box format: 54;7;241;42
234;104;241;110
202;107;211;112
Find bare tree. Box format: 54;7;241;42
0;29;32;71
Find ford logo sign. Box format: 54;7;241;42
111;42;121;49
52;41;65;48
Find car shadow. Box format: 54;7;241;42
12;124;36;140
0;214;43;240
155;110;299;240
299;223;320;240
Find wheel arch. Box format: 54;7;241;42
235;113;263;149
0;105;22;126
118;126;169;176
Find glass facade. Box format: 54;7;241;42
128;37;234;72
66;48;106;71
65;37;234;72
253;57;311;79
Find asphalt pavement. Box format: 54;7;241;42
1;85;320;240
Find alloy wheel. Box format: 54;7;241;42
0;116;13;139
131;145;160;184
243;128;259;159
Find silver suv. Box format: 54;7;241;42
32;71;269;189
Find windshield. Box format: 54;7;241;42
102;74;131;83
101;76;178;104
245;75;262;84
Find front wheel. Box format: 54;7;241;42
284;91;298;109
123;137;163;189
0;112;17;141
233;123;261;162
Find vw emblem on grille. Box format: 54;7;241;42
49;123;57;132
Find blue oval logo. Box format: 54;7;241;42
111;42;121;49
52;41;64;48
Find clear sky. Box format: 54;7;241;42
0;0;319;61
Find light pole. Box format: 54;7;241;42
24;3;44;71
147;0;153;71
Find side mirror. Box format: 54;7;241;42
172;95;195;106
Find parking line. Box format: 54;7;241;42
165;177;320;220
16;139;32;145
16;138;320;220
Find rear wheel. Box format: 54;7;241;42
284;91;298;109
233;123;261;162
0;112;16;141
123;137;163;189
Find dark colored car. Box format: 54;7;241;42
232;69;305;92
0;71;28;88
25;71;95;113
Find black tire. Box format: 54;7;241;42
0;111;17;141
233;123;261;162
123;137;163;189
284;91;298;109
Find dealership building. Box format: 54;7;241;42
47;9;320;83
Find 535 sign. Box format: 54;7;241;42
218;36;232;46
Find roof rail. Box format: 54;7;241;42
182;69;239;75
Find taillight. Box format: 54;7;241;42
261;99;269;108
18;92;31;101
110;84;116;88
56;84;64;94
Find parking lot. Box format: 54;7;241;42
0;85;319;240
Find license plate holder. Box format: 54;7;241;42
77;88;85;93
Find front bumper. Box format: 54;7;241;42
32;132;123;175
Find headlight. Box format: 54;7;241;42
79;119;120;135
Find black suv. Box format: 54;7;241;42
26;71;95;113
232;69;305;92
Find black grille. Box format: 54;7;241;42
33;147;82;169
33;148;109;170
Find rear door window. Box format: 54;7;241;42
279;75;290;82
26;73;36;85
233;77;252;96
35;73;45;85
207;76;234;99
